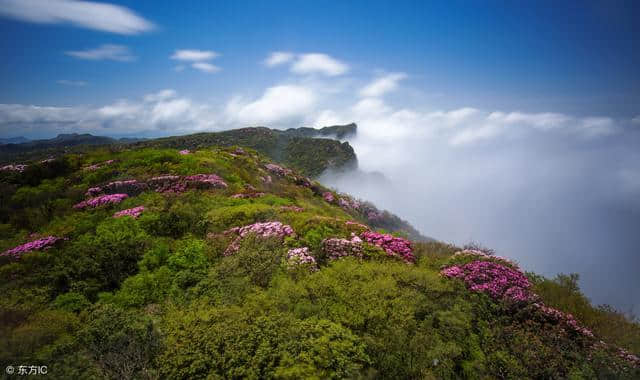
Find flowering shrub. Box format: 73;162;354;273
86;187;102;197
74;194;128;210
280;205;304;212
286;247;317;270
184;174;228;189
265;163;292;177
231;192;266;199
441;260;532;303
1;236;63;259
1;164;27;172
361;231;415;263
147;174;227;193
323;192;335;203
113;206;145;219
224;221;294;255
533;303;594;338
452;249;519;268
179;149;191;155
323;234;363;260
338;196;360;210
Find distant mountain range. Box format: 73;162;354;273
0;136;30;145
0;125;359;178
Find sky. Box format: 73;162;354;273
0;0;639;310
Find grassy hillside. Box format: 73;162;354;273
0;146;638;379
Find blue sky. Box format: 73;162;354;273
0;0;638;138
1;0;640;309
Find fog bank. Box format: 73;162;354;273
321;114;640;313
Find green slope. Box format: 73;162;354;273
0;146;638;379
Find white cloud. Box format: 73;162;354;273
191;62;220;73
0;0;153;34
631;116;640;125
143;89;176;102
226;85;316;125
359;72;407;97
290;53;349;76
171;49;218;62
56;79;87;86
65;44;135;61
264;51;294;67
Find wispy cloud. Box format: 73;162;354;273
191;62;220;73
359;72;407;97
264;51;294;67
56;79;87;86
171;49;218;61
170;49;220;73
0;0;154;34
65;44;135;61
291;53;349;76
264;52;349;76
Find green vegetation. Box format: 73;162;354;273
1;145;638;379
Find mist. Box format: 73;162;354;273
320;114;640;313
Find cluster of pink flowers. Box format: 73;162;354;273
286;247;317;270
323;192;335;203
146;174;227;193
265;163;292;177
533;303;594;338
231;192;265;199
1;236;63;259
617;348;640;367
294;176;313;188
84;159;114;171
454;249;519;268
179;149;191;155
74;194;128;210
184;174;228;189
280;205;304;212
441;260;532;303
338;196;361;210
366;210;383;221
323;234;363;260
113;206;145;219
361;231;415;263
85;187;102;197
1;164;27;172
223;221;295;255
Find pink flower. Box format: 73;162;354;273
280;205;304;212
113;206;145;219
74;194;128;210
2;236;63;259
265;163;292;177
179;149;191;155
323;234;364;260
323;192;335;203
231;192;265;199
1;164;27;172
440;260;531;302
361;231;415;263
223;221;295;255
286;247;317;270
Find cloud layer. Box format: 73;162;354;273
65;44;135;61
0;0;153;34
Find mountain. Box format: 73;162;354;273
133;126;358;177
0;144;638;378
0;127;358;177
284;122;358;139
0;136;30;145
